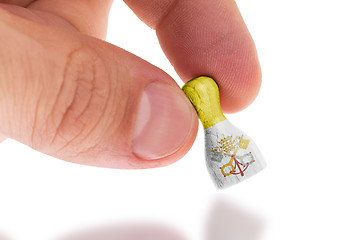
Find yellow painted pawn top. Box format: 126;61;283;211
182;76;226;130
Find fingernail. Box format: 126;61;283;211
132;82;195;160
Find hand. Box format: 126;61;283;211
0;0;261;169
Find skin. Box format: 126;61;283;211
0;0;261;169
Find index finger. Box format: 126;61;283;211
124;0;261;113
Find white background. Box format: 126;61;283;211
1;0;341;239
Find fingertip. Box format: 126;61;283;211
151;115;199;168
78;103;199;170
131;81;198;163
154;0;262;113
172;38;262;113
132;115;199;169
216;52;262;113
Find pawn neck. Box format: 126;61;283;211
182;76;226;130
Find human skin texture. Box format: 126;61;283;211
0;0;261;169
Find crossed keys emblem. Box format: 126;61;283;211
210;135;255;177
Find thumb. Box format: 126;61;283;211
0;9;198;169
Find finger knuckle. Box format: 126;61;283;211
48;46;111;152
